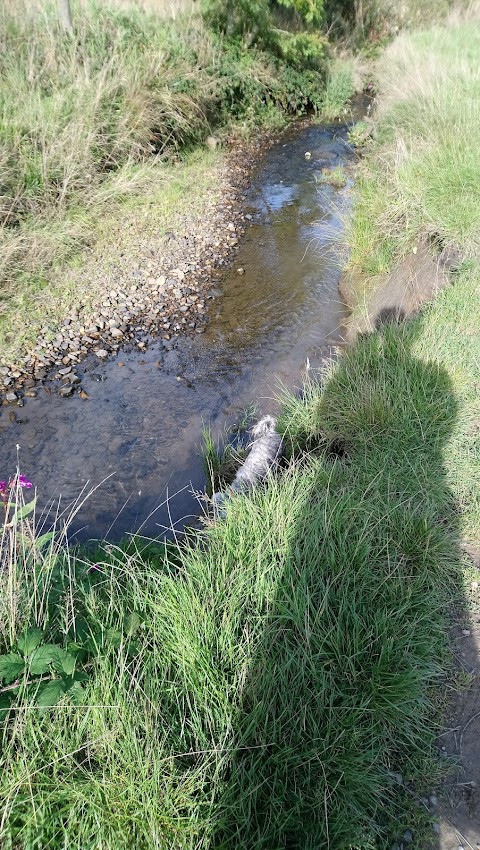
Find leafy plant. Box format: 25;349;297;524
0;628;87;715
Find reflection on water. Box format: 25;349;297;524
0;121;355;541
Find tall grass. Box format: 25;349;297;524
347;10;480;284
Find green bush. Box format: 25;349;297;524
200;0;327;69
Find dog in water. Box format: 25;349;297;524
212;415;283;512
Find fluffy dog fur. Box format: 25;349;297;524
212;415;283;511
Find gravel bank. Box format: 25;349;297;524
0;140;271;405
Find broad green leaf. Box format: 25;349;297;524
72;671;89;683
127;639;141;658
29;644;62;675
59;653;76;676
125;611;141;635
36;680;66;708
105;629;122;648
67;642;88;663
35;531;54;550
17;628;44;657
0;653;25;684
66;681;85;705
14;498;36;521
0;691;14;719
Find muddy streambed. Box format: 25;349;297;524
0;121;356;541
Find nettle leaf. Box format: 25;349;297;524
105;629;123;648
36;680;66;709
59;652;76;677
72;671;89;683
17;628;44;657
29;644;63;675
127;639;141;658
67;642;88;663
125;611;141;636
66;681;85;705
0;653;25;684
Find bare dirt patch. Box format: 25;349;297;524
339;241;462;337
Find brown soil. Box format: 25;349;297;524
339;241;462;337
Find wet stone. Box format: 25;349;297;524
58;385;73;397
5;392;17;402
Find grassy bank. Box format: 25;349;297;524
0;308;470;848
344;7;480;546
348;9;480;282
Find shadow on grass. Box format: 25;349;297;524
208;316;467;848
1;315;474;850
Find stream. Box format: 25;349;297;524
0;118;359;541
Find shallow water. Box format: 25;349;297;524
0;119;357;541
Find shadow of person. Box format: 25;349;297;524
209;314;466;849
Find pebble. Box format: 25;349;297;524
95;349;109;359
111;328;123;338
429;795;437;807
5;392;17;402
58;385;73;397
402;829;413;843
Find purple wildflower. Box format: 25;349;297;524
0;481;7;496
17;475;32;489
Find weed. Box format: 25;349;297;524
316;165;348;186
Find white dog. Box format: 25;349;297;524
212;415;283;511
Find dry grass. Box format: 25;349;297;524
5;0;196;18
0;1;218;306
